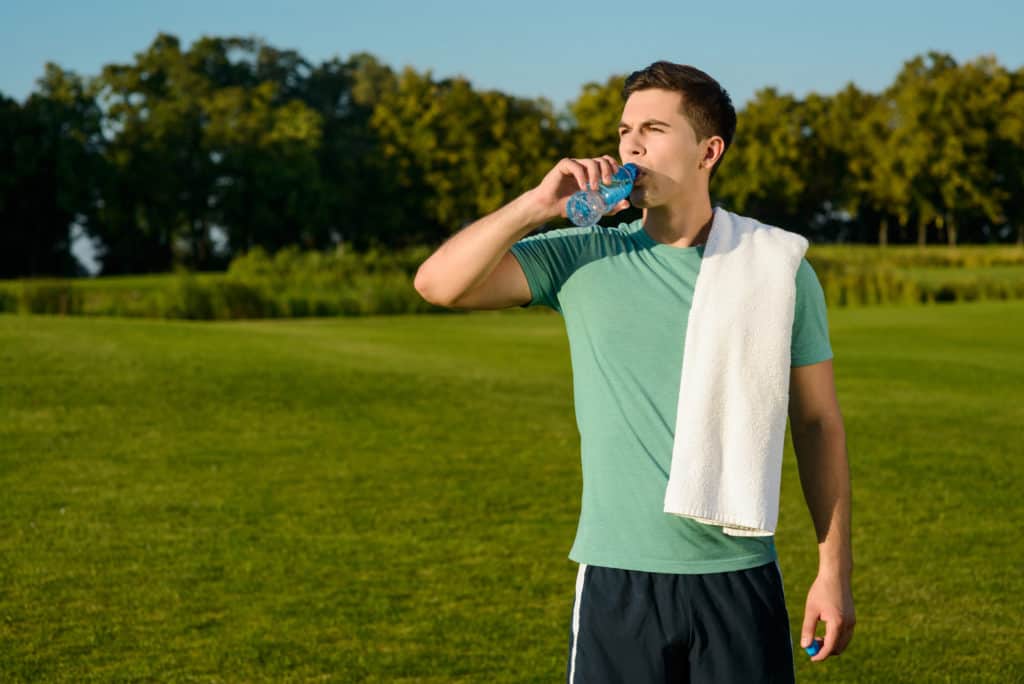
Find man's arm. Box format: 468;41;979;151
788;358;856;662
414;156;628;309
414;191;543;309
789;358;852;575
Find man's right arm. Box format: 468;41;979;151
413;156;627;310
413;190;547;310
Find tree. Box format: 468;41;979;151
7;39;1024;274
714;87;809;228
202;80;323;253
993;66;1024;245
370;67;563;245
845;86;915;247
928;55;1007;246
93;33;214;273
91;34;326;272
305;53;404;250
881;53;965;246
0;64;104;277
801;85;885;244
567;75;627;159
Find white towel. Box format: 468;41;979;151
663;207;809;536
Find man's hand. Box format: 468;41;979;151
528;156;631;221
800;571;855;662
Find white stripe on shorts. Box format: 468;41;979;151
569;563;588;684
774;558;793;651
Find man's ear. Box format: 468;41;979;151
702;136;725;170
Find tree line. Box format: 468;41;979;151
2;34;1022;278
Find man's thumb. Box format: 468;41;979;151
800;613;818;648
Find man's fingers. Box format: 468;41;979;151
565;156;622;190
596;157;616;185
576;158;602;190
557;158;589;191
605;199;630;215
811;619;842;662
800;578;855;662
834;622;855;654
601;154;620;181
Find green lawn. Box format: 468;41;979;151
1;301;1022;682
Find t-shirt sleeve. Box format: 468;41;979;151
791;257;834;367
509;226;593;313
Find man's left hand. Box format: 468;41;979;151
800;571;855;662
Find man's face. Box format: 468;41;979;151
618;88;706;209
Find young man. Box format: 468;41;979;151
414;61;854;682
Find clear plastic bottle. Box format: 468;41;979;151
565;163;639;226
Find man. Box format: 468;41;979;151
414;61;854;683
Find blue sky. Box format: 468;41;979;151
2;0;1022;110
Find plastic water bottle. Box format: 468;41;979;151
565;163;639;226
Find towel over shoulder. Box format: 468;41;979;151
663;206;809;536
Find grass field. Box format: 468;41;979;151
1;301;1022;682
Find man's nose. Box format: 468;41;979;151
621;138;644;158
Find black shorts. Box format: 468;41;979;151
565;560;795;683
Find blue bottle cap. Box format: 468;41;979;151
804;640;821;656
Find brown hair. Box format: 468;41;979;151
622;61;737;179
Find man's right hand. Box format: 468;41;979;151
527;156;632;222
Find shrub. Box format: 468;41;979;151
17;282;83;315
2;243;1020;320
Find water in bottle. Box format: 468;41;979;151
565;163;639;226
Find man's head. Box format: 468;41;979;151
618;61;736;209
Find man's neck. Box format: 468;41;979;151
641;196;715;248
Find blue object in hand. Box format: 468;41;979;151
565;163;638;226
804;639;822;656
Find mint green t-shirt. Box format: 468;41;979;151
509;217;833;574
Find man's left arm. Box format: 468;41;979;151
788;358;856;662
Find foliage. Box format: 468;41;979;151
2;38;1024;280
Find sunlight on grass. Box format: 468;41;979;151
1;302;1022;681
